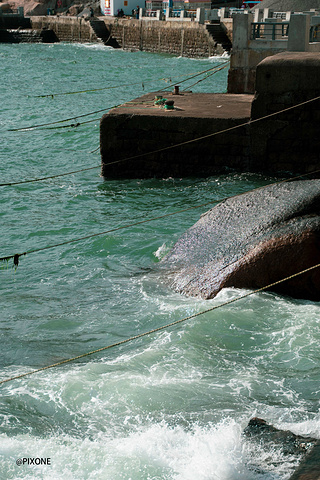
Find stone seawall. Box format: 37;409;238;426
102;18;223;57
30;16;224;57
30;16;99;43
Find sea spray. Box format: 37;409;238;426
1;43;319;479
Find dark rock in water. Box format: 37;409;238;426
244;418;316;455
160;180;320;300
244;418;320;480
289;440;320;480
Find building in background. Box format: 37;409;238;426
101;0;139;16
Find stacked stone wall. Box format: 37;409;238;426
103;19;220;57
30;16;99;43
29;16;223;57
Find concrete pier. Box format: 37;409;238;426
100;52;320;179
100;92;253;178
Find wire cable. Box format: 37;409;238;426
7;105;123;132
161;61;229;92
33;65;228;98
0;260;319;386
9;64;229;132
2;168;320;266
1;94;320;187
181;64;229;92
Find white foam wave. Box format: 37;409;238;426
208;52;230;60
0;417;305;480
153;243;171;260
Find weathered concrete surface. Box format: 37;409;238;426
227;12;287;94
159;180;320;300
101;92;253;178
100;52;320;178
244;418;320;480
251;52;320;174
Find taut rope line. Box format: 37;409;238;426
2;94;320;187
181;64;229;92
9;63;230;131
34;64;229;98
1;261;319;386
7;105;123;132
2;168;320;266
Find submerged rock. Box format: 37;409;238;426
244;418;320;480
160;180;320;300
244;418;316;455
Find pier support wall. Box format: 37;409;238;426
101;114;251;178
100;92;252;179
101;52;320;178
250;52;320;174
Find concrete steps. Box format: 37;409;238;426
89;19;120;48
206;22;232;52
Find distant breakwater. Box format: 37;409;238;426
29;16;226;57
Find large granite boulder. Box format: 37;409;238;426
160;180;320;300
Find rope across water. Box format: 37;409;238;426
1;168;320;266
1;94;320;188
1;261;319;386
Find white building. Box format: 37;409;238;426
100;0;140;16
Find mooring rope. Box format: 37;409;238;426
2;93;319;188
0;261;319;387
42;116;101;130
2;168;320;267
33;64;229;98
9;63;230;132
0;164;101;187
161;61;229;92
0;199;242;266
181;64;229;92
7;104;123;132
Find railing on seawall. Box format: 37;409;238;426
250;16;320;47
251;21;289;41
143;8;163;19
140;5;251;23
234;12;320;53
141;7;200;22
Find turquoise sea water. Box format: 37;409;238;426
0;43;319;480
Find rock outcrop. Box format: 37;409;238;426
244;418;317;454
160;180;320;300
244;418;320;480
5;0;100;16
